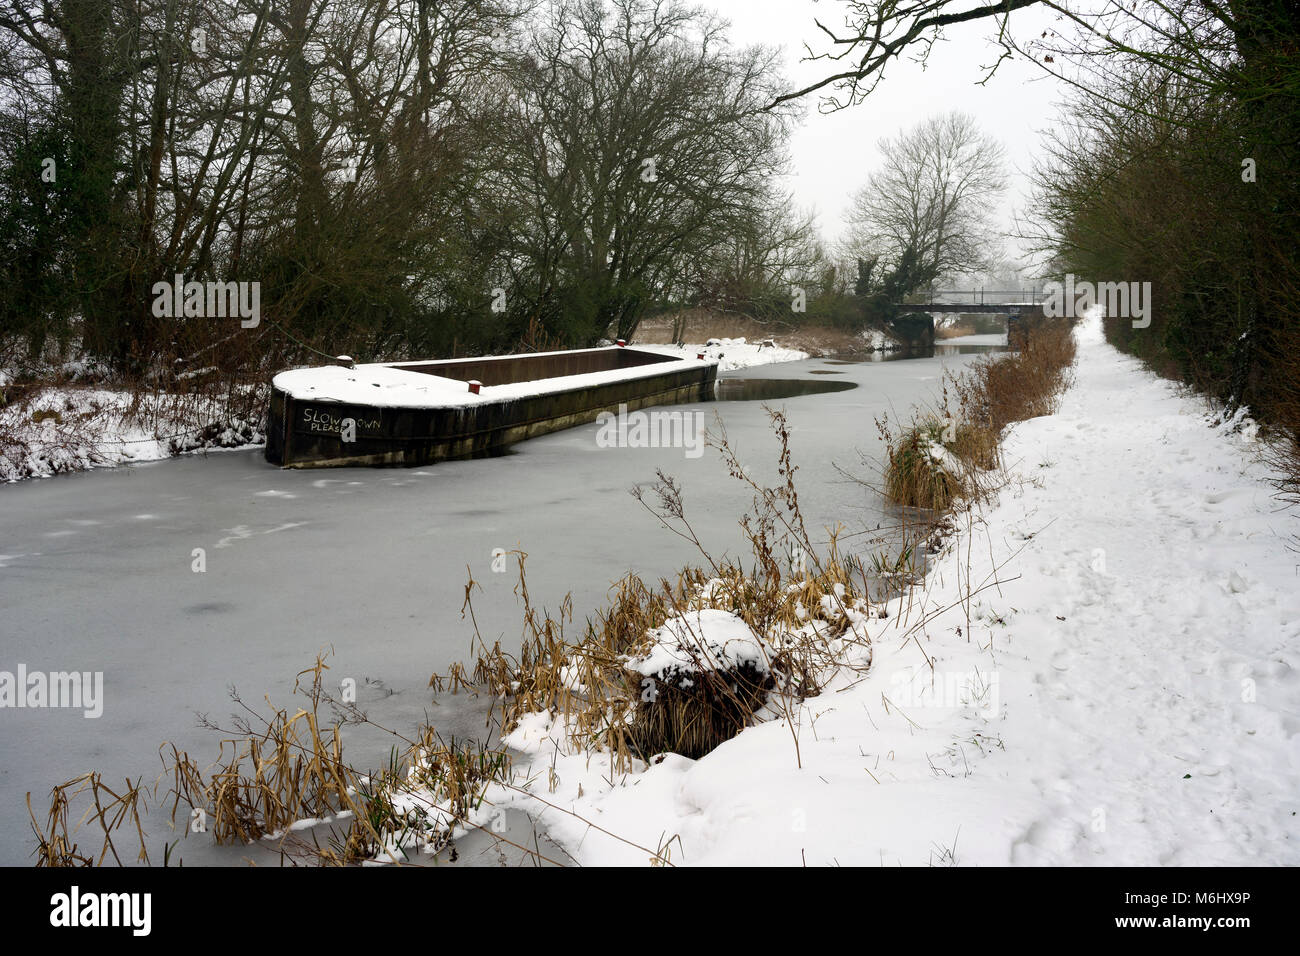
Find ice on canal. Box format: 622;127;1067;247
0;349;995;865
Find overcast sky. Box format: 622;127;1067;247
708;0;1070;277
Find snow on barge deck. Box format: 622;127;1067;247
265;344;718;468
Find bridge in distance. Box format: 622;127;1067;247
894;290;1048;315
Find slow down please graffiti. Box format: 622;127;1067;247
296;405;384;439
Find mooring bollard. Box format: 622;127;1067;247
335;355;355;369
616;339;626;347
468;379;482;394
697;352;705;360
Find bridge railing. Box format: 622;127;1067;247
918;289;1050;305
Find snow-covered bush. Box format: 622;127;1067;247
625;609;776;759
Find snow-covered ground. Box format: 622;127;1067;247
0;387;263;482
484;313;1300;865
639;338;807;370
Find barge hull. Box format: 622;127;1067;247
266;353;715;468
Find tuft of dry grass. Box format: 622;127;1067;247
879;318;1077;513
28;773;151;867
876;405;1002;513
628;658;773;761
338;729;512;863
29;650;538;867
158;654;381;862
962;317;1078;433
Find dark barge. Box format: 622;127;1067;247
265;345;718;468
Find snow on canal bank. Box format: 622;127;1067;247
0;387;265;483
483;314;1300;866
1;340;804;482
638;338;807;370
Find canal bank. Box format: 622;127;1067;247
474;314;1300;866
0;346;1000;865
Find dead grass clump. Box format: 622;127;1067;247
28;656;382;866
164;655;364;848
28;773;151;867
340;730;512;862
447;561;705;769
878;318;1075;513
951;421;1000;470
878;415;1001;511
446;553;867;767
959;318;1078;432
882;420;967;511
31;650;540;866
628;660;773;760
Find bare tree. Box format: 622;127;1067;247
684;194;831;321
772;1;1298;116
843;111;1006;294
487;0;796;344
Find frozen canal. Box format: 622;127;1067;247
0;346;1000;865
